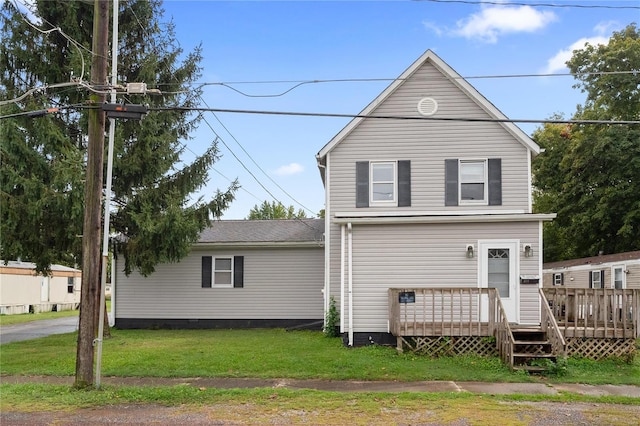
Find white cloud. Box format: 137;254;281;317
542;21;618;74
543;36;609;74
423;20;444;37
453;6;557;44
273;163;304;176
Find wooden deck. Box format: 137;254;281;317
388;287;638;365
543;288;639;339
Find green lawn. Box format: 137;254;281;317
0;309;79;326
0;300;111;326
1;328;638;385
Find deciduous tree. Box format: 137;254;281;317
533;24;640;261
247;201;308;220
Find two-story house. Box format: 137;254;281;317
316;49;555;348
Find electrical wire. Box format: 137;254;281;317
149;106;640;126
11;0;91;81
416;0;640;10
128;1;320;219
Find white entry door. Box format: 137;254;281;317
41;277;50;302
479;240;519;323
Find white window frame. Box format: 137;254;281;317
591;270;603;289
553;273;563;286
67;277;75;293
612;265;626;290
370;161;396;205
212;256;234;288
459;159;488;205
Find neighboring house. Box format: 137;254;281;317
114;219;325;330
0;260;81;315
315;49;555;347
543;251;640;290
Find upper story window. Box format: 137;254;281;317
371;162;396;204
356;160;411;208
445;158;502;206
459;160;487;203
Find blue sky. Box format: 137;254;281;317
20;0;639;220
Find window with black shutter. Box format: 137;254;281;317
202;255;244;288
355;160;411;208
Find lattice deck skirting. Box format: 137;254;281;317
398;336;498;357
566;337;637;361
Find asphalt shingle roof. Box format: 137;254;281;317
197;219;325;245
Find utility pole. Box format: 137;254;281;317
75;0;110;389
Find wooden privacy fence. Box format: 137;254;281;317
542;288;639;339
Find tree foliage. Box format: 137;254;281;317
533;24;640;262
247;201;308;220
1;0;237;275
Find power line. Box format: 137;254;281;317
164;70;640;98
126;3;320;219
416;0;640;10
4;103;639;125
149;106;640;126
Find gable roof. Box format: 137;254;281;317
544;250;640;270
316;50;541;178
196;219;325;247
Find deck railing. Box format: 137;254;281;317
542;288;639;339
491;288;515;369
539;289;566;356
388;288;494;337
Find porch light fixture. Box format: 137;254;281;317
523;243;533;257
466;244;475;258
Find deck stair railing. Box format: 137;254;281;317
489;288;516;369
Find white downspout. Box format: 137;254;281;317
347;222;353;346
340;224;345;333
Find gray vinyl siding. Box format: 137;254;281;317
329;221;541;333
327;61;531;214
115;246;323;320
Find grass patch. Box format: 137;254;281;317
1;383;638;424
1;328;638;385
0;309;79;326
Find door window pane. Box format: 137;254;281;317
488;248;509;298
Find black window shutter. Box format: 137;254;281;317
202;256;212;288
589;271;594;289
560;273;564;286
488;158;502;206
601;269;606;289
356;161;369;208
234;256;244;288
444;159;458;206
397;160;411;207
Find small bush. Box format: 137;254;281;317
324;296;340;338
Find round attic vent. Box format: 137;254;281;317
417;97;438;116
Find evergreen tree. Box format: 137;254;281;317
1;0;237;275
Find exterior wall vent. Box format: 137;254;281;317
417;97;438;116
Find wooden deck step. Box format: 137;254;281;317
513;365;548;373
513;352;556;358
514;340;550;345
